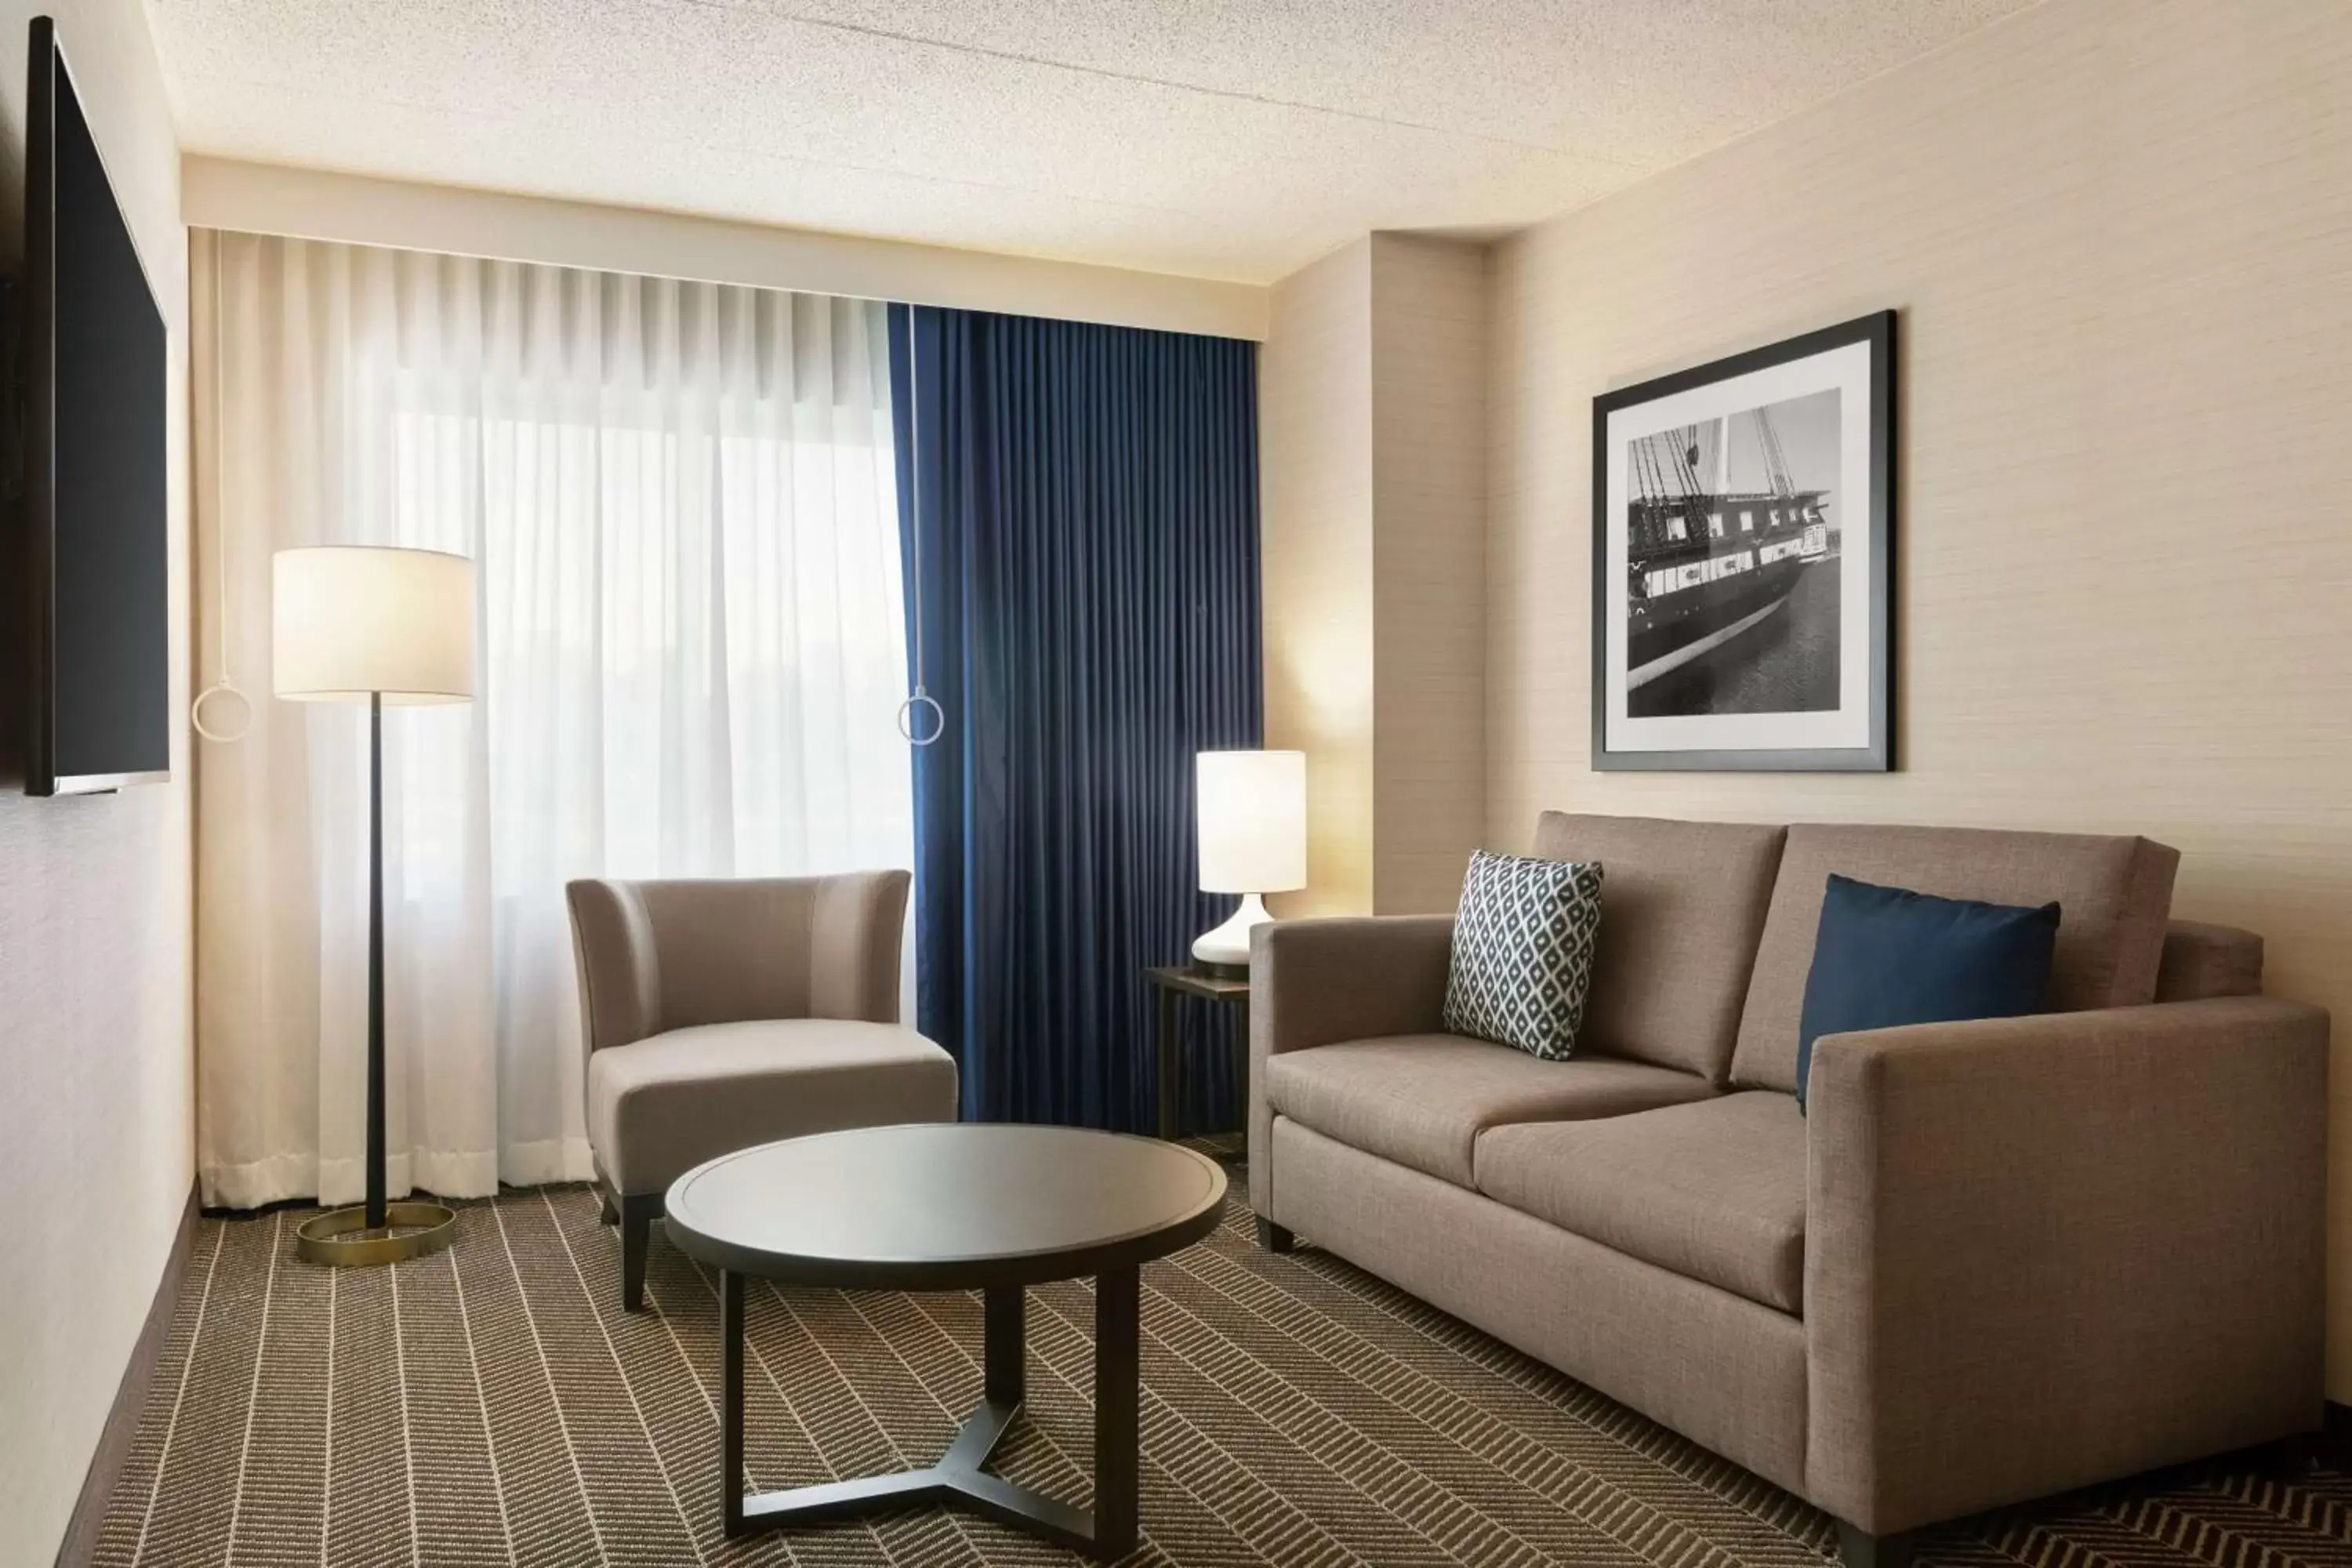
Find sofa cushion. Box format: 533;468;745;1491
1265;1034;1718;1189
1443;852;1604;1061
588;1019;957;1195
1530;813;1786;1083
1474;1091;1808;1314
1731;824;2178;1093
1795;875;2060;1112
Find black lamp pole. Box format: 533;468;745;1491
366;689;387;1231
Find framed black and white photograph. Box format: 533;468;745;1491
1591;311;1894;771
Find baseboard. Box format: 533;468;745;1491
53;1180;200;1568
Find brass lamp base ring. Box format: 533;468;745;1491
296;1200;459;1268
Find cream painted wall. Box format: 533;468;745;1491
182;156;1269;342
1262;234;1490;918
1370;234;1486;915
0;4;192;1563
1486;0;2352;1391
1262;240;1374;916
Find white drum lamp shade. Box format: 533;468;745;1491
274;545;475;702
1192;750;1306;972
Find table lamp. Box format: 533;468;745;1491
1192;749;1306;977
274;544;476;1266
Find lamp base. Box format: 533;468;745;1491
296;1200;458;1268
1192;893;1274;975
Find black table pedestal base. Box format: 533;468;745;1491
721;1269;1142;1561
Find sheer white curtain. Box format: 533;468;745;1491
194;230;911;1209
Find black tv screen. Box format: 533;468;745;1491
24;16;169;795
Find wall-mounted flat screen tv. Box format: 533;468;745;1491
23;14;169;796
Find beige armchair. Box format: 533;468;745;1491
567;871;957;1310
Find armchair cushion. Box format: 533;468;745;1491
588;1019;956;1196
1265;1034;1716;1189
1475;1091;1807;1313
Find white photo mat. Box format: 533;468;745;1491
1601;338;1877;756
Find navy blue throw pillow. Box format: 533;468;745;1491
1795;874;2060;1112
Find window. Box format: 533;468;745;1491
205;230;914;1197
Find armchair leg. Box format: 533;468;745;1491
1836;1523;1913;1568
598;1189;618;1225
1256;1217;1294;1254
618;1192;659;1312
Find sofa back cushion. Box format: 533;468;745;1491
1730;824;2179;1092
1530;812;1787;1082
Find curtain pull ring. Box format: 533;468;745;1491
897;687;945;746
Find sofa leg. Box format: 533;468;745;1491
1836;1523;1913;1568
1256;1217;1294;1254
619;1195;658;1312
598;1189;618;1225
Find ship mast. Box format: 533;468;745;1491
1755;406;1796;498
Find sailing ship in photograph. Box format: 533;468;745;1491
1624;406;1834;691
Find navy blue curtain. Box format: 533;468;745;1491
887;303;1261;1134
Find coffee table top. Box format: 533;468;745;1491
663;1123;1229;1290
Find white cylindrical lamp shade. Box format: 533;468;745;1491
1196;750;1306;894
274;546;476;704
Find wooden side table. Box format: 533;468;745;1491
1143;964;1250;1141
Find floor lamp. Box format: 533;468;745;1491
274;544;477;1267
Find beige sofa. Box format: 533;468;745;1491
1248;814;2328;1567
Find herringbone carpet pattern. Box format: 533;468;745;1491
96;1179;2352;1566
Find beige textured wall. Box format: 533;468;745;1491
1486;0;2352;1392
0;2;193;1563
1263;239;1375;916
1371;235;1487;913
1264;234;1490;916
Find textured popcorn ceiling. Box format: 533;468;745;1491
145;0;2037;283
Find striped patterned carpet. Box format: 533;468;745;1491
96;1178;2352;1566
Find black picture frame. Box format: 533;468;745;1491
1589;310;1895;772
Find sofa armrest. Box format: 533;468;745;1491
567;879;662;1053
1249;914;1454;1214
1805;996;2328;1535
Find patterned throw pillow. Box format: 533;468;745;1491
1442;851;1605;1060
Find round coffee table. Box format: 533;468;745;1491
664;1123;1228;1560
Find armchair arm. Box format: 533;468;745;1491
1805;996;2328;1535
808;869;912;1025
1249;914;1455;1213
567;879;662;1053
